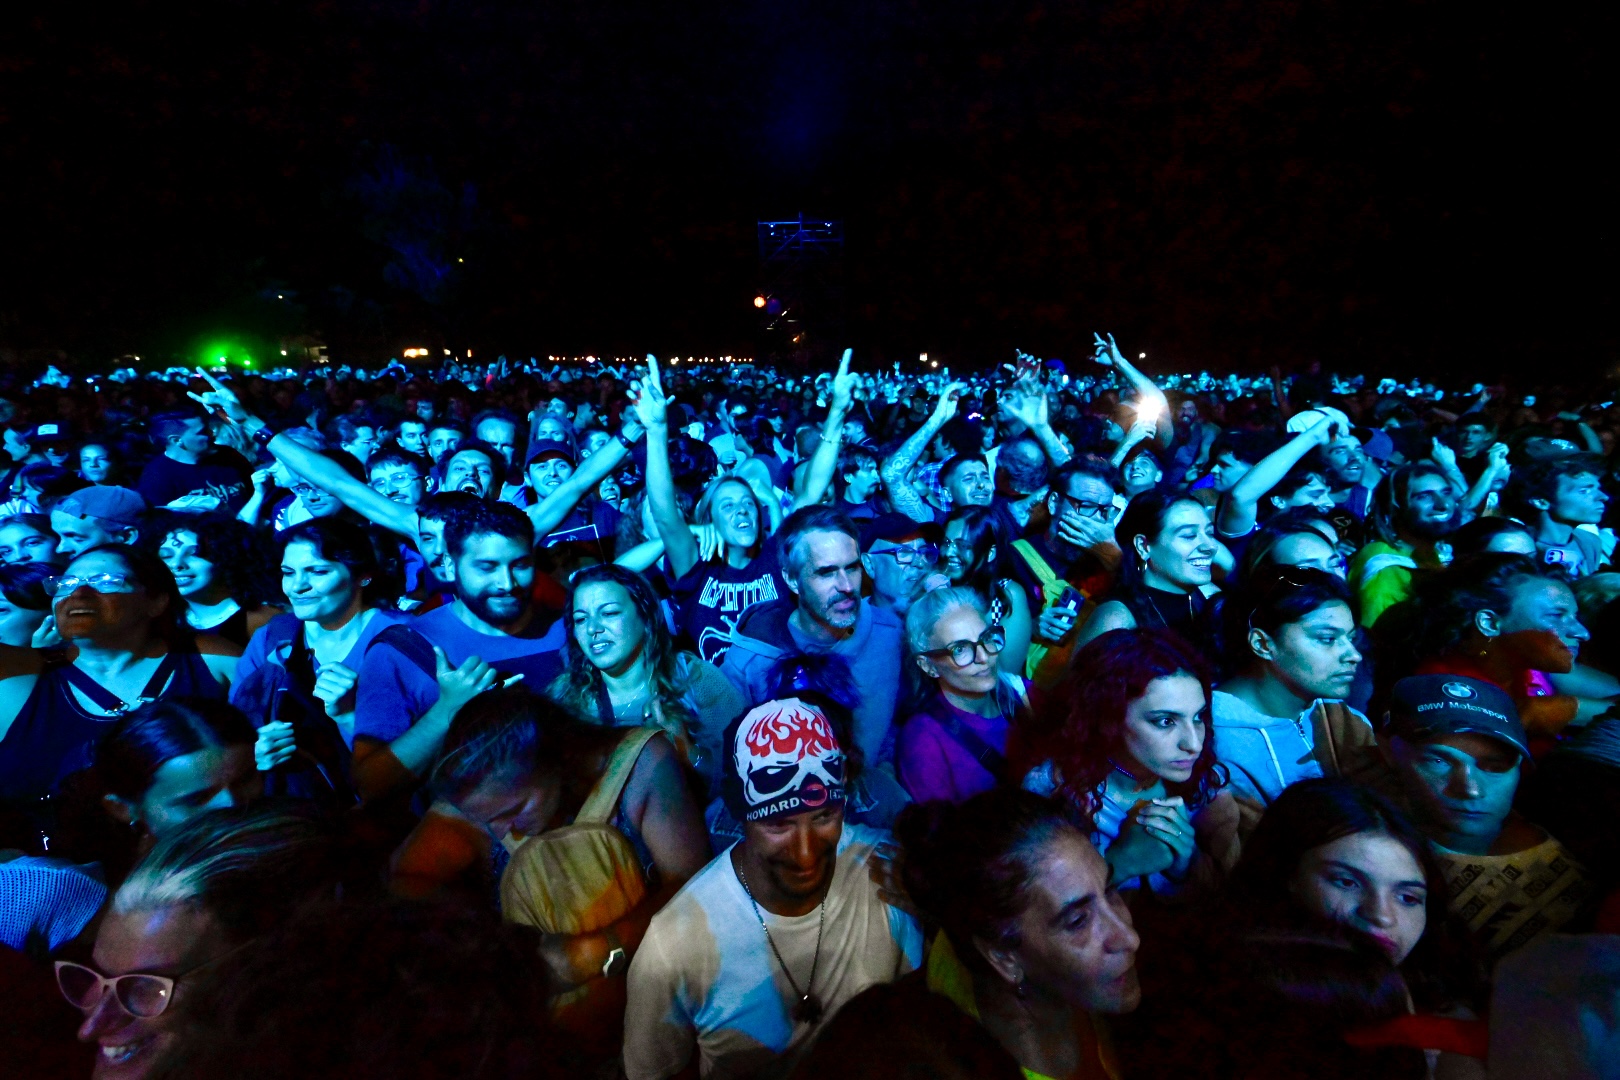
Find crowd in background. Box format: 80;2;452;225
3;338;1620;1079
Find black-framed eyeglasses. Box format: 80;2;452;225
922;624;1007;668
870;543;939;567
1056;492;1114;520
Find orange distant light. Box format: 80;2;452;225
753;295;767;309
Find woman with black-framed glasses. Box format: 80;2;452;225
58;804;340;1080
898;587;1033;804
0;545;239;804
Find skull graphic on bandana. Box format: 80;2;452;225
732;698;846;821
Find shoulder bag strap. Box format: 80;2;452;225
366;623;439;679
927;698;1007;780
577;726;662;825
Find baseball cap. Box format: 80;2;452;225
1386;674;1530;759
860;512;928;552
27;423;72;444
55;485;147;527
722;698;847;823
1286;406;1353;436
525;439;576;468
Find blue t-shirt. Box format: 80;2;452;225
354;604;567;744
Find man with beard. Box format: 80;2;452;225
860;513;938;620
623;697;923;1080
1349;461;1461;627
723;506;907;774
350;501;566;799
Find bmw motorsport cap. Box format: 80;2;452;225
1386;674;1530;759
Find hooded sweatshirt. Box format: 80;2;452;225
1211;690;1374;807
720;598;905;768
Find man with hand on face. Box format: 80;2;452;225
723;507;907;777
351;502;566;800
1379;674;1592;960
623;697;923;1080
1349;461;1462;628
1007;456;1121;678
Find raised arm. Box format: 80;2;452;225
1094;333;1171;446
631;355;701;580
790;349;855;510
525;419;638;537
881;381;964;523
188;370;417;538
1001;378;1072;467
1217;417;1334;538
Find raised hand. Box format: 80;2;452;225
1003;380;1050;430
186;368;252;424
629;354;668;429
829;349;856;413
931;381;968;423
1430;437;1459;471
1092;332;1125;368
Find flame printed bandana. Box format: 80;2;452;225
727;697;846;823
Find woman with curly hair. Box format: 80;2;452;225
548;563;746;789
1021;627;1239;895
149;512;280;646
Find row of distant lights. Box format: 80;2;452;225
542;355;753;365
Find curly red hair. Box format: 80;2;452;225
1044;627;1224;823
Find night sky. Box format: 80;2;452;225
0;1;1613;378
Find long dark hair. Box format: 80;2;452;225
942;505;1001;595
146;511;280;607
1229;778;1483;1012
546;563;694;749
1042;628;1225;823
1109;491;1212;629
278;518;402;606
97;698;258;803
896;789;1086;967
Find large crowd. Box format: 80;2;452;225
2;340;1618;1078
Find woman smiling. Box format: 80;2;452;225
0;545;238;802
547;564;745;790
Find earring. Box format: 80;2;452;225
1015;978;1030;1000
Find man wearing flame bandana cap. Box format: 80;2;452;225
624;698;922;1080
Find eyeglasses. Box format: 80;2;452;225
55;945;241;1019
290;483;323;497
45;573;135;598
1056;493;1114;520
870;543;939;567
923;624;1007;667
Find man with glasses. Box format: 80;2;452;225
1008;457;1122;677
366;447;429;510
859;513;939;620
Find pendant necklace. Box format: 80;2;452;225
737;865;826;1024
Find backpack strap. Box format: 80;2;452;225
577;727;661;825
366;623;439;679
925;698;1007;781
1011;539;1066;608
59;652;179;714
